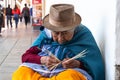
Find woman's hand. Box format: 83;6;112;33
62;58;80;68
41;56;60;68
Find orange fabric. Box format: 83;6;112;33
51;69;87;80
12;66;86;80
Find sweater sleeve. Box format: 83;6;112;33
22;46;42;64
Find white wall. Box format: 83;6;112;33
0;1;5;7
45;0;116;80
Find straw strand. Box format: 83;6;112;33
48;49;88;71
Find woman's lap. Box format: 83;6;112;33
12;66;86;80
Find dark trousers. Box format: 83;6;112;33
19;16;22;22
0;25;1;33
7;15;12;28
0;16;3;33
24;16;29;26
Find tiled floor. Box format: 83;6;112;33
0;22;40;80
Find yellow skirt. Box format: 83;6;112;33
12;66;86;80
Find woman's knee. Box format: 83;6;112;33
12;66;35;80
55;69;86;80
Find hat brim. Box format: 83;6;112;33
43;13;81;31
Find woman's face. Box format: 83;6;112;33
51;29;75;44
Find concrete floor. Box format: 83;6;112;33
0;22;40;80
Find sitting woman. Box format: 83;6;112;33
12;4;105;80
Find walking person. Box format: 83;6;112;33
6;4;13;28
22;3;30;27
29;6;33;24
0;4;4;36
12;5;20;28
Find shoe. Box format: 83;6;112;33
16;26;17;29
0;33;2;37
7;25;9;28
11;25;13;28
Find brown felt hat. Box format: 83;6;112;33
43;4;81;31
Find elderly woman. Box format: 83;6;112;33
12;4;105;80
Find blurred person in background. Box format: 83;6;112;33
6;4;13;28
0;4;4;36
22;3;30;27
12;5;20;28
